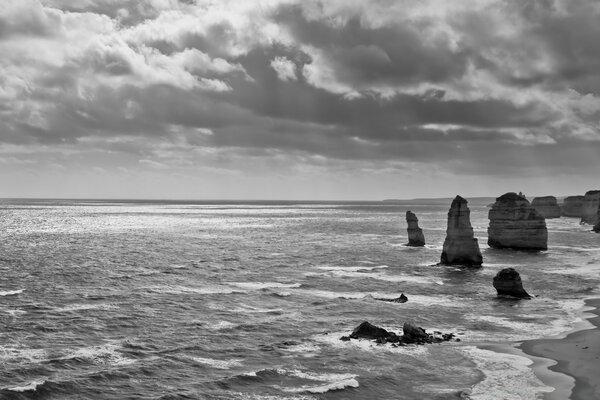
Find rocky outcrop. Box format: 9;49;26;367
531;196;561;219
493;268;531;298
593;207;600;233
440;196;483;267
340;321;457;345
488;192;547;250
405;211;425;246
561;195;585;217
580;190;600;225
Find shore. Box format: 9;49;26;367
520;298;600;400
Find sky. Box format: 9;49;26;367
1;0;599;200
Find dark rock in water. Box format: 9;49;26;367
488;192;548;250
375;293;408;303
349;321;398;342
593;210;600;233
493;268;531;299
440;196;483;267
402;322;429;342
580;190;600;225
406;211;425;246
342;321;457;345
531;196;561;219
561;195;585;217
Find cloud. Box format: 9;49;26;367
270;56;297;81
1;0;600;199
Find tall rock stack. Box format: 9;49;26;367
488;192;548;250
531;196;561;219
561;195;585;217
405;211;425;247
440;196;483;267
580;190;600;225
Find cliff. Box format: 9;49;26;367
488;192;547;250
440;196;483;267
580;190;600;225
561;195;585;217
531;196;561;219
405;211;425;247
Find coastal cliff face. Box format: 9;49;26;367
405;211;425;247
580;190;600;225
561;195;585;217
488;192;548;250
531;196;561;219
440;196;483;267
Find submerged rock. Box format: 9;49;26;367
580;190;600;225
531;196;561;219
375;293;408;303
493;268;531;299
561;195;585;218
405;211;425;247
488;192;547;250
341;321;456;345
440;196;483;267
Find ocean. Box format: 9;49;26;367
1;198;599;399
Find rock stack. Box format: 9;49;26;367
492;268;531;298
561;195;585;217
580;190;600;225
593;206;600;233
531;196;561;219
405;211;425;247
440;196;483;267
488;192;548;250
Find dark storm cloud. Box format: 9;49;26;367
273;5;472;88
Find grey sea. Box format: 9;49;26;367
1;199;599;399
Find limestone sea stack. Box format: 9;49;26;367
440;196;483;267
488;193;547;250
531;196;561;219
580;190;600;225
561;195;585;217
493;268;531;298
406;211;425;247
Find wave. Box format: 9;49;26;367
0;346;47;363
2;379;47;392
227;282;302;290
58;343;136;366
274;369;359;394
187;356;243;369
0;289;24;296
145;285;243;295
308;269;441;285
315;265;389;272
51;303;119;313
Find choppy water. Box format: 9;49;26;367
1;199;599;399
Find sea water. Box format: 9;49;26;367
1;199;599;399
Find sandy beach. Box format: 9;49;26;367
520;298;600;400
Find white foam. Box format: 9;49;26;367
282;343;321;356
0;347;47;363
0;289;24;296
213;321;238;330
189;356;243;369
3;379;46;392
52;303;119;313
227;282;302;290
315;265;389;272
4;309;26;317
275;369;359;394
64;343;135;366
462;346;553;399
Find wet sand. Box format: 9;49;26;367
520;298;600;400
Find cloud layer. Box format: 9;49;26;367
1;0;599;199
